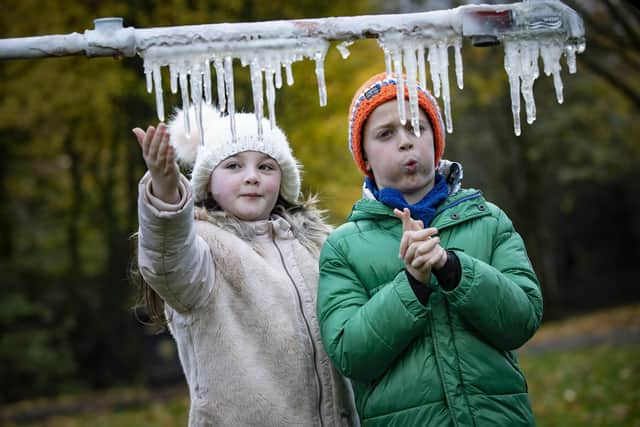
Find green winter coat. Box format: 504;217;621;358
317;188;542;427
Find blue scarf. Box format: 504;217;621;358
365;173;449;227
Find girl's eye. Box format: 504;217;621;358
259;163;276;171
224;162;240;169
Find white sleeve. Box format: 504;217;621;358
136;172;215;312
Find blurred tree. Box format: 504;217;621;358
0;0;638;404
563;0;639;109
0;0;381;403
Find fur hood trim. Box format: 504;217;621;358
194;194;332;256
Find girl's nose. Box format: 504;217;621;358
244;166;259;184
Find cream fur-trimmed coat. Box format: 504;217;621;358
137;173;358;427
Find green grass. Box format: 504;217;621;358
2;394;190;427
8;345;638;427
3;304;640;426
520;345;640;427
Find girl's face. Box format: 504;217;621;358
210;151;282;221
363;99;435;204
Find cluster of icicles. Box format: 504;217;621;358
142;31;583;143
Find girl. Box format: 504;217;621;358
133;104;358;427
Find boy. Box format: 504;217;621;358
317;72;542;426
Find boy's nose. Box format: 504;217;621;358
398;130;414;151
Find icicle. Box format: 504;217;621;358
540;40;564;104
266;67;277;129
224;56;236;143
454;38;464;90
383;46;393;78
203;59;212;105
214;58;226;113
418;45;427;91
519;41;539;125
179;70;191;136
274;59;283;89
504;41;522;136
565;44;577;74
336;41;354;59
284;61;294;86
249;59;264;139
145;67;152;93
403;45;420;137
169;64;178;94
437;43;453;134
428;44;441;99
152;64;165;122
190;65;205;146
314;50;327;107
542;39;565;104
391;48;406;125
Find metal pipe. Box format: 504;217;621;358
0;1;584;60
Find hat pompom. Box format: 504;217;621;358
168;104;220;167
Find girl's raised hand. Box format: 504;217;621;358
133;123;180;204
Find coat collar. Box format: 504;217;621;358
349;188;490;230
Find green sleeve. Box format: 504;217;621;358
444;208;543;350
317;238;429;382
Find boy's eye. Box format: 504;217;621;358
377;129;393;139
405;123;426;134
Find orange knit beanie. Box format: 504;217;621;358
348;72;446;178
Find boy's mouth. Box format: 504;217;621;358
404;159;418;173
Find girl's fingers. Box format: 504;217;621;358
157;131;169;163
132;128;146;148
148;124;167;160
164;145;176;174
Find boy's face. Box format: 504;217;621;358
210;151;282;221
363;99;436;204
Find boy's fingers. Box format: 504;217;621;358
399;232;412;259
405;237;440;263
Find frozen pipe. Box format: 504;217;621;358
0;1;584;60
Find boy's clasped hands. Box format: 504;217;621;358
394;208;447;283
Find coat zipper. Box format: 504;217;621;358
429;309;460;427
273;238;325;427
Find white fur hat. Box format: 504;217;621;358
167;104;301;204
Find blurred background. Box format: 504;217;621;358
0;0;638;426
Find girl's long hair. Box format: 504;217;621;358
131;193;329;332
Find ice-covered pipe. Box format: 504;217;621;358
0;1;586;138
0;2;584;60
